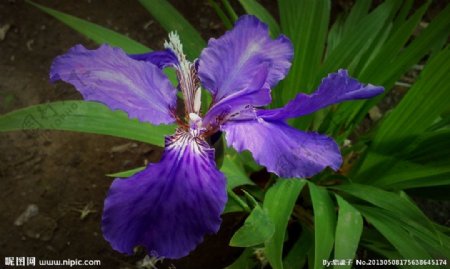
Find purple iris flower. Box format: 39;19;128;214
50;15;383;259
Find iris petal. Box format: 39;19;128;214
101;130;227;259
198;15;293;103
222;118;342;178
202;65;271;128
258;69;384;120
128;48;178;69
50;44;177;125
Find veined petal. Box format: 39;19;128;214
222;119;342;178
259;69;384;120
51;44;177;125
202;65;271;129
128;48;178;69
102;129;227;259
198;15;293;103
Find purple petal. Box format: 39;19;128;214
51;44;177;125
202;65;271;128
222;118;342;178
102;130;227;259
198;15;293;103
128;49;178;69
259;69;384;120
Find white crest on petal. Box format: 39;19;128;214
193;87;202;114
166;128;208;157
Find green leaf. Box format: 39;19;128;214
370;4;449;89
292;1;396;130
207;0;233;29
334;195;363;268
225;247;257;269
238;0;280;36
359;2;430;81
325;0;373;57
357;205;432;260
360;228;412;268
360;199;450;260
374;161;450;190
264;179;306;269
107;166;145;178
0;101;175;146
226;147;262;172
370;47;450;152
334;4;450;136
223;195;245;214
356;47;450;181
284;225;313;269
323;0;425;134
221;153;255;214
372;128;450;189
138;0;205;59
331;184;450;258
331;183;437;236
230;205;275;247
221;154;255;190
326;14;344;56
393;0;414;26
347;1;402;77
221;0;238;23
277;0;330;107
27;0;149;54
321;2;391;75
340;0;371;38
308;182;336;269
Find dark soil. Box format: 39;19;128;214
0;1;243;268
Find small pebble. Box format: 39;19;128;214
0;24;11;41
14;204;39;226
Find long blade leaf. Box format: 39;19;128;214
138;0;205;58
264;179;306;269
27;0;149;53
238;0;280;36
309;182;336;269
0;101;175;146
334;195;363;268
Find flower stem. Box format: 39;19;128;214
227;189;251;213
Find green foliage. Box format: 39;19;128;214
309;182;336;269
107;166;145;178
0;101;175;146
229;205;275;247
26;0;149;53
225;248;257;269
138;0;205;59
222;1;450;268
238;0;280;36
1;1;448;268
283;225;312;269
334;195;363;268
221;153;256;189
356;47;450;183
276;0;330;108
264;179;306;269
332;184;450;260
